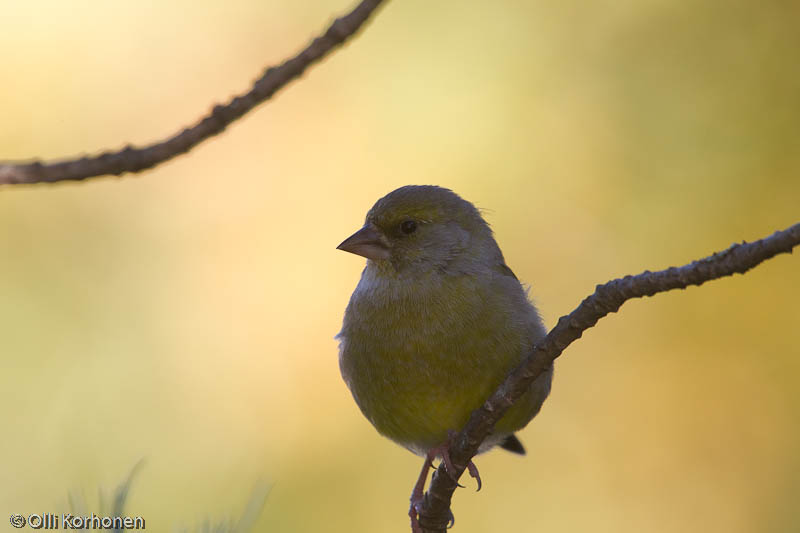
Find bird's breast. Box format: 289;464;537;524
337;269;536;452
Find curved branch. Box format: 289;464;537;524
0;0;387;186
418;221;800;532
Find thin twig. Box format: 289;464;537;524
0;0;387;186
417;222;800;532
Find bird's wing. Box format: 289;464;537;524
494;262;519;281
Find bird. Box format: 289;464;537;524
336;185;553;531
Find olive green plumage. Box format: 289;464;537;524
337;185;553;456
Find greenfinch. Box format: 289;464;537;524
337;185;553;529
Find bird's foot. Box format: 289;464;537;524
438;431;482;491
409;450;436;533
409;496;455;532
434;438;461;487
408;436;482;531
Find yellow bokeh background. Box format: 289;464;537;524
1;1;799;531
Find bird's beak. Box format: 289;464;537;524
337;225;390;260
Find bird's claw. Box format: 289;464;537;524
439;432;482;491
467;460;482;492
408;436;481;531
409;497;456;532
446;508;455;528
440;460;465;487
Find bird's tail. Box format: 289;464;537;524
500;434;526;455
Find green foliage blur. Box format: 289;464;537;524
1;1;798;531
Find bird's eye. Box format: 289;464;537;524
400;220;417;235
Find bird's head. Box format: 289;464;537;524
337;185;496;276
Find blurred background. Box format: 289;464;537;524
1;0;799;531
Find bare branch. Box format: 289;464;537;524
418;222;800;532
0;0;387;186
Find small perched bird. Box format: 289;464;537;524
336;185;553;530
